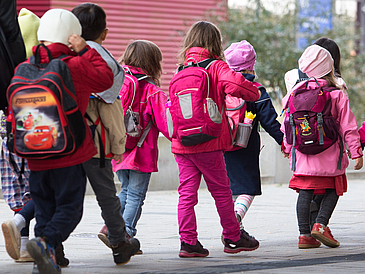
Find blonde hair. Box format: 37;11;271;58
178;21;224;65
120;40;162;86
321;69;339;89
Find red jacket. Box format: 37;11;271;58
170;47;260;154
26;43;114;171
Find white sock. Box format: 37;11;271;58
20;237;29;251
13;214;26;232
234;194;254;225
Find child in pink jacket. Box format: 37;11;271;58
98;40;170;252
281;45;363;249
169;21;260;258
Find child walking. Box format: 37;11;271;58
98;40;170;250
169;21;261;257
71;3;140;264
223;40;283;243
281;44;363;249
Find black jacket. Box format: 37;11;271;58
0;0;26;111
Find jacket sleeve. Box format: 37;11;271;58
68;46;114;93
98;99;126;155
255;87;283;145
214;61;260;102
334;91;363;159
358;121;365;147
148;87;171;141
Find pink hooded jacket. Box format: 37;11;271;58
281;79;362;177
170;47;260;154
112;66;170;173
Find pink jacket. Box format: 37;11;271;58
170;47;260;154
112;66;170;173
281;79;362;177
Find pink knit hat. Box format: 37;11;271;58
224;40;256;71
298;44;333;78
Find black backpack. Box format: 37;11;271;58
6;44;86;159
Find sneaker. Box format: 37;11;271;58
98;224;111;248
311;223;340;248
26;237;61;274
298;235;321;249
224;229;259;253
15;249;34;262
2;220;21;260
112;238;140;265
179;241;209;258
55;243;69;267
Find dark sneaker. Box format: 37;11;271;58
179;241;209;258
26;237;61;274
311;223;340;248
298;235;321;249
224;229;259;253
55;243;69;267
112;238;140;265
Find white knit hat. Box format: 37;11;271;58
37;9;81;46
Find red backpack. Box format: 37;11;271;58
284;78;342;170
167;58;222;146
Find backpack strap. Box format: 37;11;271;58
84;112;105;168
136;120;153;148
290;112;296;171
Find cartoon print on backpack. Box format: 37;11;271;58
6;44;86;158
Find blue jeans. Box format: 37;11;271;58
117;169;151;237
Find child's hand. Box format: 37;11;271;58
68;34;87;53
282;152;289;158
113;154;123;164
354;157;363;170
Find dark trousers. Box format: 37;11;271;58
29;164;86;248
19;199;35;237
83;158;126;246
297;189;339;234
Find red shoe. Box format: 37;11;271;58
298;235;321;249
311;223;340;248
98;225;111;248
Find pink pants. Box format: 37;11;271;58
175;151;240;245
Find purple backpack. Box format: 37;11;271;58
284;79;342;171
167;58;222;146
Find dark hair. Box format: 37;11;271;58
314;37;341;77
178;21;224;65
72;3;106;41
121;40;163;87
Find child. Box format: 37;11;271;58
169;21;261;257
281;44;363;249
17;9;130;274
285;38;348;229
98;40;170;251
71;3;140;264
223;40;283;243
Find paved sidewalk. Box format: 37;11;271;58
0;180;365;273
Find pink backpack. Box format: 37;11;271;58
167;58;222;146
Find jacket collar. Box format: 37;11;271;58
184;47;217;65
31;43;77;63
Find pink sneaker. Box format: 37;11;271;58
298;235;321;249
311;223;340;248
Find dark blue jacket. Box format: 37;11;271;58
224;73;283;196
